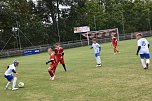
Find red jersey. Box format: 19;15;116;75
54;47;64;57
50;53;56;65
112;37;117;45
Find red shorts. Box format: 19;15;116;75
56;57;64;64
48;64;57;73
113;43;117;48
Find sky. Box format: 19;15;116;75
30;0;70;9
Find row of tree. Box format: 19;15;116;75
0;0;152;49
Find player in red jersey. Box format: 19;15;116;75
111;32;120;55
46;48;57;80
54;43;67;72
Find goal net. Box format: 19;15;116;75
82;28;119;45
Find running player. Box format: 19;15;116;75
111;32;120;55
4;60;19;91
54;43;67;72
91;38;102;67
46;48;57;80
136;32;150;69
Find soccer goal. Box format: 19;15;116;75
82;28;119;45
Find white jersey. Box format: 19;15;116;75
92;43;101;54
137;38;150;54
4;64;16;76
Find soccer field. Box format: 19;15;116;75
0;37;152;101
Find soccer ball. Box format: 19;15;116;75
18;82;24;88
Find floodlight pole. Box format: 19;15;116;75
121;13;125;35
94;16;97;31
102;0;106;12
16;21;22;50
118;3;125;35
57;0;60;42
56;21;60;42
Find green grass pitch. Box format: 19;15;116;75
0;37;152;101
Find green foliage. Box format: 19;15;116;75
0;0;152;49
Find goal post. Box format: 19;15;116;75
81;28;119;45
73;26;119;45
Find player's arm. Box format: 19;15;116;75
46;59;54;65
61;48;64;56
97;43;101;51
148;44;150;48
62;51;64;56
12;69;18;75
146;40;150;48
136;46;141;56
99;46;101;51
12;69;16;73
7;66;9;69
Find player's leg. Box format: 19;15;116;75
4;75;13;90
97;56;101;66
113;47;116;54
145;54;150;69
115;43;119;53
95;53;98;65
113;46;118;55
52;64;57;74
62;64;66;71
115;47;119;53
12;77;18;91
141;59;146;69
51;67;56;80
112;44;116;54
55;57;60;66
95;53;101;67
60;58;67;72
48;67;54;78
114;45;119;54
95;56;98;66
140;54;147;69
5;82;11;90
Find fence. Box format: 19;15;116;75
0;31;151;58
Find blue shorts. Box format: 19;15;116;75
4;74;14;81
95;53;100;57
140;54;150;59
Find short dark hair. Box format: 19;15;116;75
13;60;19;67
135;32;142;37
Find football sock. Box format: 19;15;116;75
141;59;146;68
6;82;11;89
97;56;101;64
114;49;116;53
12;77;17;89
146;59;150;64
48;70;54;77
116;49;119;53
96;57;98;64
62;64;67;71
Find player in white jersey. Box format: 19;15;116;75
4;60;19;91
136;33;150;69
91;38;102;67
